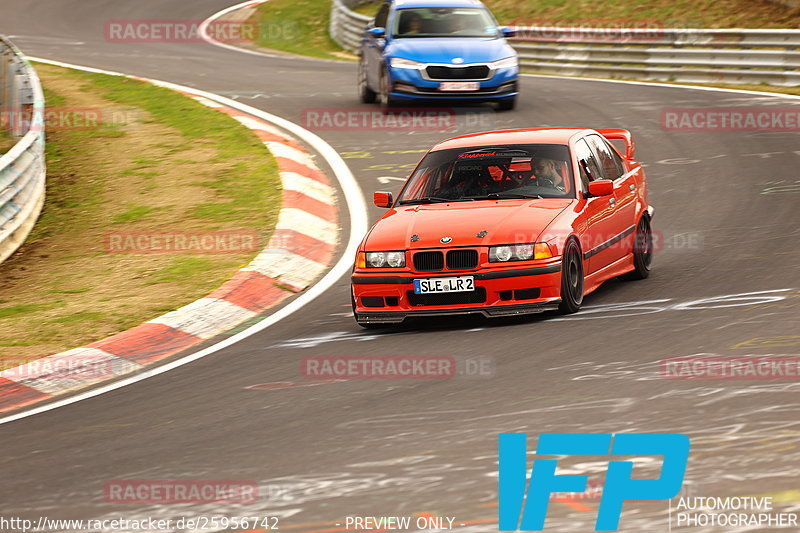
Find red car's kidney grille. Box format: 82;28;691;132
413;251;444;271
446;249;478;270
407;287;487;307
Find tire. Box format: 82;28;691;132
379;70;396;108
497;96;516;111
558;239;584;314
620;215;653;281
358;58;377;104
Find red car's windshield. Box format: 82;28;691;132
397;144;574;204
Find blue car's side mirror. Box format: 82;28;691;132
500;26;516;38
368;27;386;38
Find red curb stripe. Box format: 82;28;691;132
208;271;293;312
269;229;335;263
282;191;338;223
0;377;52;413
89;323;201;365
260;132;306;152
253;129;293;144
274;158;330;184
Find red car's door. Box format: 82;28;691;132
574;138;623;274
587;134;638;256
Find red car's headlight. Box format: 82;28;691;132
489;243;553;262
359;251;406;268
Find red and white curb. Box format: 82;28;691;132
0;72;340;413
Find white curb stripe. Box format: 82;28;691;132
2;348;142;395
265;141;318;170
191;95;225;108
275;207;338;244
149;298;258;340
280;171;336;205
245;250;329;290
231;115;288;137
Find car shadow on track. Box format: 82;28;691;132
356;278;631;334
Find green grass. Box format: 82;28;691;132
0;304;53;319
249;0;350;59
0;130;15;154
78;71;281;224
113;204;159;224
148;257;218;284
353;1;381;16
47;311;104;324
0;64;284;366
45;287;93;295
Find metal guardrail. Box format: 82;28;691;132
328;3;800;87
0;35;46;264
330;0;373;53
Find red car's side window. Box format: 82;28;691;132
587;135;624;180
574;139;604;191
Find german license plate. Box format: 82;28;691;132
413;276;475;294
439;81;479;92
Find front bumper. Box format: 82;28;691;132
352;263;562;325
387;65;518;102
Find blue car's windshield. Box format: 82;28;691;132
393;7;499;39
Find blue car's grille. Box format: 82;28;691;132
426;65;490;80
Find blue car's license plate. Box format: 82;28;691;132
413;276;475;294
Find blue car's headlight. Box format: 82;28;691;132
390;57;424;70
490;56;518;70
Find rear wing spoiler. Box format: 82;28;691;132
596;129;635;160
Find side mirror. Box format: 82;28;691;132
500;26;516;38
368;27;386;38
374;191;393;208
588;180;614;197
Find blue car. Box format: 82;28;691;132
358;0;519;110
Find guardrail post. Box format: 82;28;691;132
1;45;12;135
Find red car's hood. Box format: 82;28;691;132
365;199;573;250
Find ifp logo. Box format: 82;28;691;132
498;433;690;531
